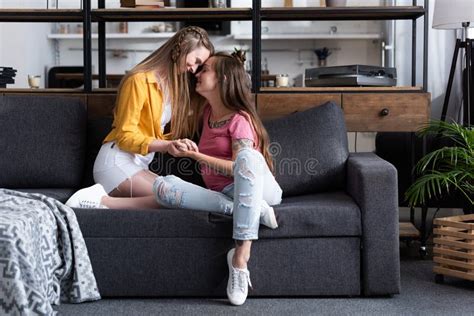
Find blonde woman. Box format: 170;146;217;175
66;26;214;209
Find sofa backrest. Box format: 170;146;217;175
264;101;349;197
0;95;87;188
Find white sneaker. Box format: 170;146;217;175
66;184;108;209
260;200;278;229
226;248;252;306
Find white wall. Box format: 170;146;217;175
0;22;55;88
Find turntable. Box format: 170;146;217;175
305;64;397;87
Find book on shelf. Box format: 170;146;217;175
120;0;165;8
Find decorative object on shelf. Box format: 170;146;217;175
148;23;166;32
208;0;226;8
119;22;128;33
76;23;83;34
111;50;129;59
405;120;473;212
284;0;293;7
27;75;41;89
0;67;17;88
58;23;70;34
276;74;289;88
46;0;59;9
314;47;331;67
326;0;346;7
165;23;174;32
120;0;164;8
432;0;474;126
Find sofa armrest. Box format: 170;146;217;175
347;152;400;296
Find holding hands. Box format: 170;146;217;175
167;138;198;158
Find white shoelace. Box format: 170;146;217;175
231;268;252;293
79;200;104;209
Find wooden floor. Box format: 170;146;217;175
400;222;420;238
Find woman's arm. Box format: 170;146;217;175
177;138;255;176
148;139;172;154
231;138;254;160
188;151;234;176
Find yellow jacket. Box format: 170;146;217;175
104;71;170;155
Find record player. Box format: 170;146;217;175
305;64;397;87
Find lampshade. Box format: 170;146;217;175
432;0;474;30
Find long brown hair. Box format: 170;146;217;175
115;26;214;139
212;51;274;172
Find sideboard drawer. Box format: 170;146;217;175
257;93;341;121
343;93;430;132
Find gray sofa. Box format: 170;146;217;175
0;94;400;297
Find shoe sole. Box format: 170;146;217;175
263;207;278;229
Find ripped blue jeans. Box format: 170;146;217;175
152;148;282;240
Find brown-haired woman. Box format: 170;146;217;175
153;51;283;305
66;26;214;209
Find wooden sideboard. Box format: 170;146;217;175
257;87;431;132
0;87;431;131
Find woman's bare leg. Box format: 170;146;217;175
101;170;161;209
233;240;252;269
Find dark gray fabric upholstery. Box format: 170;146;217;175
264;102;349;197
346;152;400;295
0;95;86;188
15;188;76;203
74;191;361;239
83;117;114;187
85;237;360;297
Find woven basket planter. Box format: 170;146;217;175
433;214;474;283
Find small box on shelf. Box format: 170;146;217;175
120;0;165;8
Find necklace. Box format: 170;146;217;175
208;117;232;129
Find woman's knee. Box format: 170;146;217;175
152;175;184;208
234;149;265;180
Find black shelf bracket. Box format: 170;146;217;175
83;0;92;92
252;0;261;94
98;0;106;88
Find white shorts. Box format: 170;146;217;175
93;142;155;193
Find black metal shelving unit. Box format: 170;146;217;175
0;9;83;22
0;2;428;94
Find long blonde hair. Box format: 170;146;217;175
116;26;214;139
212;51;274;172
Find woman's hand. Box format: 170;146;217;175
179;138;199;152
167;139;198;158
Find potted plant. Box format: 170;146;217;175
314;47;332;67
405;120;473;212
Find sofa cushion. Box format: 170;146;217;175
14;188;76;203
74;191;361;239
0;95;87;188
264;101;349;197
83;117;114;187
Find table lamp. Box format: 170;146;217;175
433;0;474;125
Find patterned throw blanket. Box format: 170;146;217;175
0;189;101;315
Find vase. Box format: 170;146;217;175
326;0;347;7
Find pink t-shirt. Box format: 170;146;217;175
198;105;258;192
